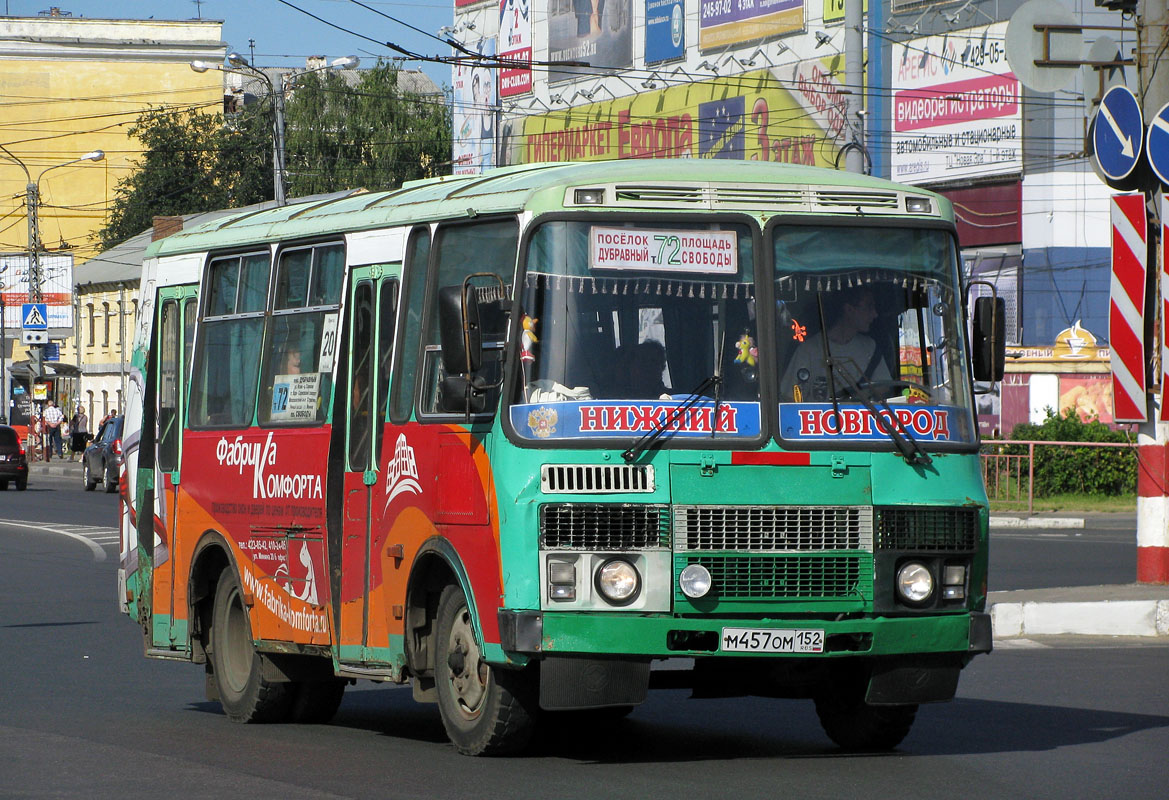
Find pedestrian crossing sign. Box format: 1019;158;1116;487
22;303;48;330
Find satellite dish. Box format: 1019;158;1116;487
1005;0;1081;93
1081;35;1131;115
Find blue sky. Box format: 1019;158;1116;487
8;0;455;87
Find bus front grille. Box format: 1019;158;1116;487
875;507;980;551
540;503;671;550
676;554;869;601
673;505;872;551
541;464;655;494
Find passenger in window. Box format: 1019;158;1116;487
781;286;890;402
281;348;303;375
625;340;671;400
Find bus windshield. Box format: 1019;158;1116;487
773;224;977;448
510;219;762;443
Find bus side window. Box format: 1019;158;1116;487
157;299;179;472
421;218;518;417
374;279;399;465
258;243;343;426
189;252;270;428
389;228;430;424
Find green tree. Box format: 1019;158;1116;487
98;106;272;249
97;61;451;250
283;60;451;196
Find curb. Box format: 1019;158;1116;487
990;599;1169;638
989;516;1085;529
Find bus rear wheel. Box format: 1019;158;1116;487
814;691;918;751
434;584;536;755
209;569;293;723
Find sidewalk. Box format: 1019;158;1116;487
28;458;84;479
989;511;1169;639
26;466;1169;639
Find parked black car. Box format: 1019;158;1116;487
0;424;29;491
83;416;123;493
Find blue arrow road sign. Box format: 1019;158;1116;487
1094;85;1143;181
1148;100;1169;187
21;302;47;330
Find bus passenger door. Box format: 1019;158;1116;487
338;270;398;662
150;286;197;650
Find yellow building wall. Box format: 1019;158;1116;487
0;18;225;409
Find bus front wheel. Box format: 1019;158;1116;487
814;691;918;751
434;584;536;755
209;569;293;723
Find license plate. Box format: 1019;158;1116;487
720;628;825;653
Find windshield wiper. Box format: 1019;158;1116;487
830;360;933;467
621;374;722;463
812;291;930;466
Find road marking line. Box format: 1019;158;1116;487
0;517;107;562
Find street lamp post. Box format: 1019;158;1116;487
0;145;104;389
192;53;359;206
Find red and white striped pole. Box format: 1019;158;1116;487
1138;197;1169;583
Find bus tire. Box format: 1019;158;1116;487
289;679;346;724
209;568;293;723
814;692;917;751
434;584;536;755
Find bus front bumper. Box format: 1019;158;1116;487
499;609;993;659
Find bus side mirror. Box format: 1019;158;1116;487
438;283;482;375
972;296;1006;382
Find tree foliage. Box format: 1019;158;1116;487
1007;409;1136;496
98;60;452;249
283;61;451;196
98;106;272;250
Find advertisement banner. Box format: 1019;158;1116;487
548;0;633;83
521;68;841;166
452;40;497;175
498;0;532;97
890;22;1022;184
0;253;74;331
645;0;685;64
698;0;804;51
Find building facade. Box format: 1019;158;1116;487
0;11;225;428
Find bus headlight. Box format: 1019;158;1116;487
679;564;712;599
595;559;641;606
896;561;934;605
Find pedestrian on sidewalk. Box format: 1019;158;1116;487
69;405;89;461
43;399;65;460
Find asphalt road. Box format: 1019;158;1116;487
1;477;1164;798
990;516;1139;591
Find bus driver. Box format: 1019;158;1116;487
781;286;890;401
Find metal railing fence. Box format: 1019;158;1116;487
979;439;1136;514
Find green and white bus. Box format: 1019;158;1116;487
122;159;1001;756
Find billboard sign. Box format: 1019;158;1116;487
645;0;685;64
521;68;841;166
498;0;532;97
549;0;633;82
891;22;1022;184
452;39;497;175
0;253;74;333
698;0;804;51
